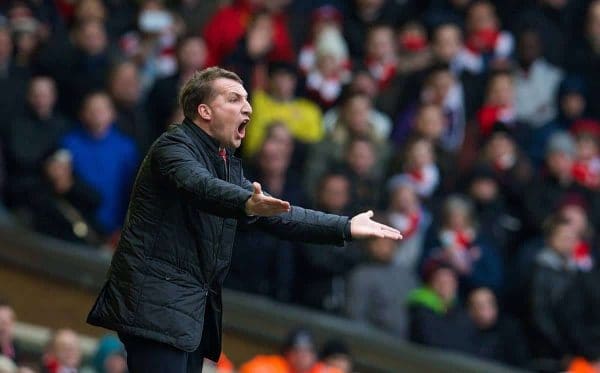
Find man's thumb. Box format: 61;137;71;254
252;182;262;195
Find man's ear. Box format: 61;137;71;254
198;104;211;121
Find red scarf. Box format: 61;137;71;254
572;158;600;190
572;240;594;271
390;211;421;240
466;28;500;54
365;57;397;90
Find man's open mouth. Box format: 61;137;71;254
237;119;249;137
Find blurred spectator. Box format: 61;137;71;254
296;171;365;313
525;131;598;233
475;71;516;138
203;0;294;67
119;0;184;92
408;258;476;354
364;24;398;91
464;165;522;258
9;3;43;70
242;61;323;158
513;27;563;128
396;22;432;76
390;137;440;201
146;34;206;138
0;26;29;136
0;301;19;364
343;138;383;213
240;328;342;373
343;0;414;59
30;149;102;245
559;195;597;271
304;91;390;201
304;25;351;109
571;120;600;190
394;64;466;152
527;215;579;368
568;0;600;120
422;195;503;294
92;335;126;373
319;340;352;373
298;5;345;76
385;176;432;270
462;1;514;74
60;92;138;235
56;19;118;117
41;329;82;373
347;217;418;337
108;61;152;154
228;126;300;302
467;287;530;367
529;76;589;166
4;76;69;209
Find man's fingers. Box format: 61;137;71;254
252;182;262;195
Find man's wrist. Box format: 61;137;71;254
343;219;352;241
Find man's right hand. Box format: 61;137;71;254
245;182;291;217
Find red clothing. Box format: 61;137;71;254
203;0;295;67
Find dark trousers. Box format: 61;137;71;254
118;333;204;373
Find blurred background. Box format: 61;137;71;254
0;0;599;372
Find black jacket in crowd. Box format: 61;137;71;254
87;118;351;361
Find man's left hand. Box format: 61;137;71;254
350;210;403;240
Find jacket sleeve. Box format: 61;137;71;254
152;137;252;218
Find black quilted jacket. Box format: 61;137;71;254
87;118;350;360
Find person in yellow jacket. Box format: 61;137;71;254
243;62;324;159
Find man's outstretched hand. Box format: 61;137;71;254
350;210;403;240
245;182;291;217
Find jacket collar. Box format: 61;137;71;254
182;117;221;155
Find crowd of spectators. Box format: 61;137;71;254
0;0;600;372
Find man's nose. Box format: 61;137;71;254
242;100;252;116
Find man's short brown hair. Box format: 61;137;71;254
178;67;243;120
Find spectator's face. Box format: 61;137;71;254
366;27;396;61
415;105;445;140
368;236;396;263
0;29;13;63
14;31;39;59
390;185;418;213
468;288;498;329
430;268;457;304
561;204;588;237
0;306;15;342
316;53;339;78
258;140;289;176
433;25;462;62
356;0;385;15
446;207;470;231
285;346;316;373
546;151;574;179
346;140;376;177
576;136;598;161
486;75;513;106
28;77;57;118
110;63;141;107
350;72;378;98
324;355;352;373
561;93;585;119
469;178;498;202
81;94;115;138
270;71;296;100
517;30;542;67
549;224;577;257
76;22;107;56
52;331;82;369
485;133;515;161
74;0;106;23
45;158;72;185
203;78;252;149
343;96;371;136
423;71;454;106
266;124;294;158
177;37;207;73
318;175;349;212
407;140;434;169
104;354;127;373
587;1;600;43
467;2;498;33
